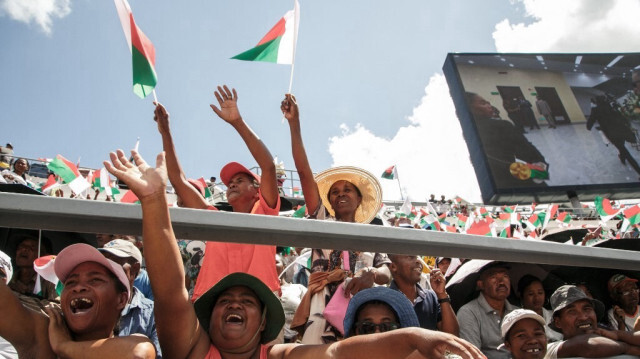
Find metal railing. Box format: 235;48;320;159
0;192;638;271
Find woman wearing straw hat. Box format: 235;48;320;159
282;94;392;344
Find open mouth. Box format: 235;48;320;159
70;298;94;314
577;323;592;329
524;348;542;353
225;313;244;324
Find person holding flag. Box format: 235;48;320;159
153;85;281;300
282;94;392;343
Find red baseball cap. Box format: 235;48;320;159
220;162;260;186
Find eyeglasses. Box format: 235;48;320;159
617;288;640;297
354;321;399;335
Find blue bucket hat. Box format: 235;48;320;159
343;286;419;337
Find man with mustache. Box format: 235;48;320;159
458;263;518;359
546;285;640;358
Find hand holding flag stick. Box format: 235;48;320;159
231;0;300;122
281;94;298;122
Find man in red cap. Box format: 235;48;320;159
152;85;280;299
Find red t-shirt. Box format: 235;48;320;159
191;191;281;301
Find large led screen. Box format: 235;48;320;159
443;53;640;204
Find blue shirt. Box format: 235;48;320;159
390;280;441;330
134;268;154;300
118;287;161;358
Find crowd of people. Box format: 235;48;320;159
1;86;640;359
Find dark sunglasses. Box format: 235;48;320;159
354;321;399;335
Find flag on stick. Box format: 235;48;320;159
542;204;558;229
92;168;121;197
39;174;58;194
381;165;397;180
47;155;90;194
594;196;621;223
232;1;300;65
467;220;492;236
620;205;640;233
556;212;572;226
114;0;158;99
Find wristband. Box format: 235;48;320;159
437;296;451;304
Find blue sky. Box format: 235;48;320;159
2;0;639;202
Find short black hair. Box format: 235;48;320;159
517;274;543;297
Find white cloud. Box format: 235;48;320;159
327;0;640;204
328;74;483;203
493;0;640;52
1;0;71;35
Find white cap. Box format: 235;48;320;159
501;309;546;339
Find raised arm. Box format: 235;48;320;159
268;327;484;359
105;150;209;359
282;94;321;214
154;103;209;209
430;269;459;336
210;85;278;209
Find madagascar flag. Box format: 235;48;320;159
594;196;621;222
232;0;300;64
381;165;396;180
114;0;157;98
556;212;572;224
467;220;492;236
120;190;140;204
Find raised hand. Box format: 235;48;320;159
104;150;167;201
210;85;241;124
429;269;447;296
153;102;171;136
281;93;299;123
45;304;72;355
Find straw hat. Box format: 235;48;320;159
314;166;382;224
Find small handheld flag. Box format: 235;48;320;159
114;0;158;100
